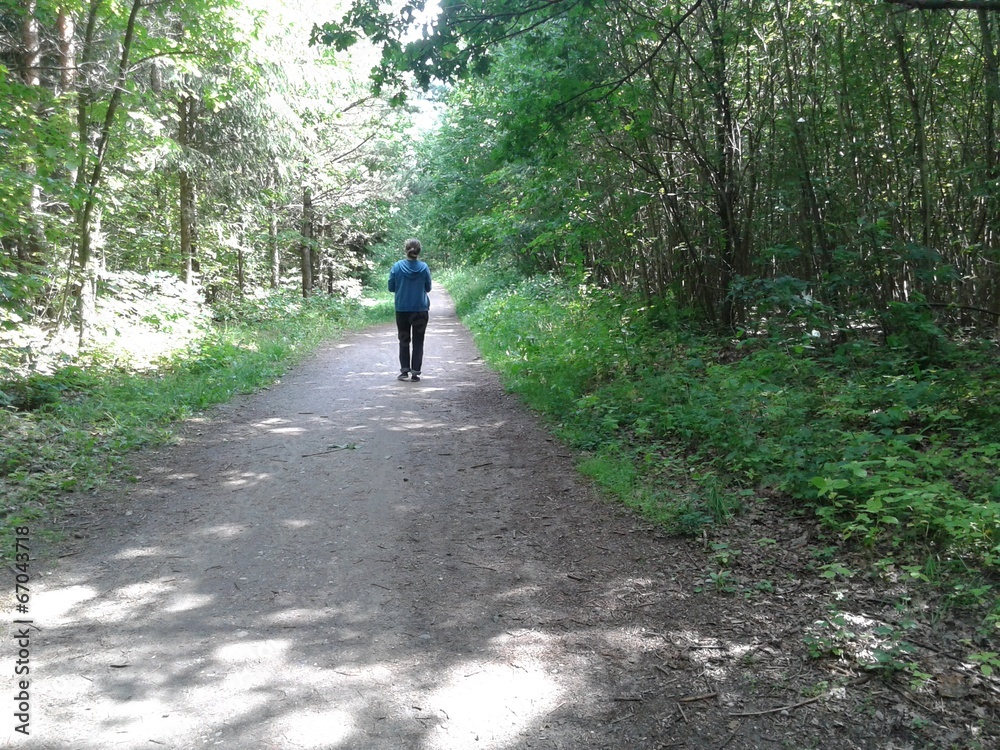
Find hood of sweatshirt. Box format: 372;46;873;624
397;259;429;277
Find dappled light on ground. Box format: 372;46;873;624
6;288;956;750
113;546;170;560
29;585;97;625
199;523;253;538
31;552;731;748
425;651;566;749
273;709;357;748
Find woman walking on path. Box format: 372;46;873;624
388;238;432;382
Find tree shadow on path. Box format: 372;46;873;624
5;289;939;750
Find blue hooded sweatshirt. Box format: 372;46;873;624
388;258;432;312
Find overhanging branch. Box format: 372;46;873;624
884;0;1000;10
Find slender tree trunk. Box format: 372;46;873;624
75;0;142;271
981;11;1000;186
180;166;199;284
58;0;98;330
237;233;245;296
74;0;100;201
20;1;40;86
775;2;831;280
78;210;99;349
269;168;280;289
892;13;931;249
312;222;322;289
73;0;143;346
834;22;865;231
706;0;747;329
20;0;44;267
55;7;78;196
301;186;313;298
178;94;200;284
56;8;76;96
269;214;280;289
979;10;1000;327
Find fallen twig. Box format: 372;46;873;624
301;444;356;458
461;560;498;572
729;693;826;717
655;665;679;680
887;684;938;716
679;692;718;703
719;728;739;749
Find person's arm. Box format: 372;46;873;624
425;269;432;292
388;266;396;292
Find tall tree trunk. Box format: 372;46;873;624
56;8;78;193
20;0;43;268
301;186;313;298
75;0;143;271
775;1;832;280
56;7;76;96
20;0;40;86
78;210;99;350
706;0;747;330
979;10;1000;326
74;0;100;202
73;0;143;345
269;168;280;289
269;214;280;289
178;94;200;284
892;13;931;249
237;230;245;296
834;22;866;231
180;165;199;284
981;11;1000;186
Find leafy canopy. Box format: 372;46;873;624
311;0;596;100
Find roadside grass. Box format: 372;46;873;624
441;265;1000;631
0;289;394;555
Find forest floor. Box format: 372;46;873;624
3;288;997;750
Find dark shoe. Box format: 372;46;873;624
397;372;410;381
410;374;420;382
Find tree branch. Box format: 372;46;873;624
884;0;1000;10
556;0;705;111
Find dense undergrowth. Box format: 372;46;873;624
441;266;1000;628
0;289;393;553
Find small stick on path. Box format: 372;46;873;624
461;560;498;572
729;693;826;717
679;692;717;703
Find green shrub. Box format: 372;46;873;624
450;264;1000;572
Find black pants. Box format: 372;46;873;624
396;311;429;374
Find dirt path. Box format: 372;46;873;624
4;289;996;749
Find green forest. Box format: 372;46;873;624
2;0;999;648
